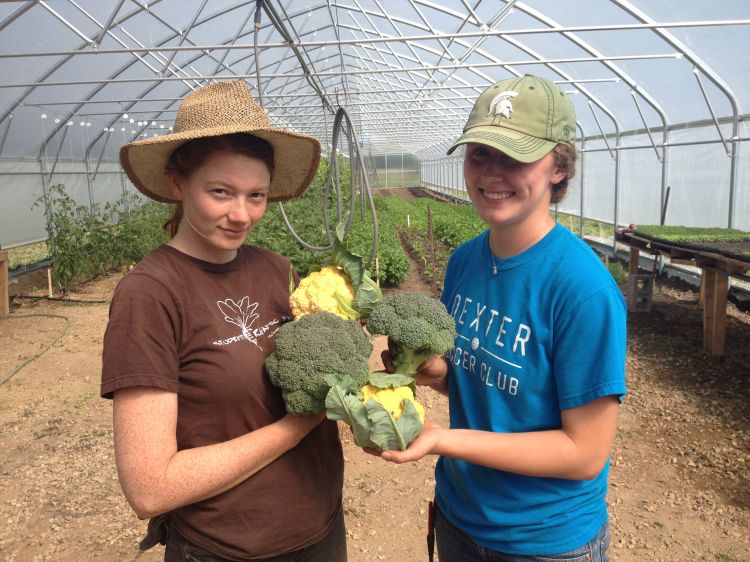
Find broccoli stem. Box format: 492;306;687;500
392;345;432;377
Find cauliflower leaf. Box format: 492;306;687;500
324;372;424;451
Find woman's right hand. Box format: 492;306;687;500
380;337;449;394
414;354;449;393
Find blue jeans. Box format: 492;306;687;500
435;506;611;562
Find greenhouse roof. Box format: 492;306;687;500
0;0;749;161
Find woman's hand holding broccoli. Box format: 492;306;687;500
381;337;449;394
413;354;449;394
366;291;456;379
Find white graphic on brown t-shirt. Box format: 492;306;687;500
216;297;262;349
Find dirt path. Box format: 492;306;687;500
1;257;749;561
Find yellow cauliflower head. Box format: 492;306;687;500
360;383;426;422
290;266;357;320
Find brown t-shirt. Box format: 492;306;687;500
101;244;343;560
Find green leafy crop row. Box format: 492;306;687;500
34;171;505;293
635;225;750;243
36;184;168;291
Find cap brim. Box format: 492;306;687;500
120;125;320;204
446;126;556;163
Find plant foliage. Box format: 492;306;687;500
36;184;168;291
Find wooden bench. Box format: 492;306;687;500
621;232;749;356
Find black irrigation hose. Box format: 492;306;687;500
8;258;53;281
250;7;378;268
0;313;71;387
12;295;109;304
277;106;380;267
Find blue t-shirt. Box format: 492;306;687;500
435;224;627;555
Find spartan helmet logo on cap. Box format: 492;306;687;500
487;90;519;120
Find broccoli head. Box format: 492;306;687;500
366;291;456;376
266;311;372;415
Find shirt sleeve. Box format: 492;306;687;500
100;273;181;399
552;284;627;410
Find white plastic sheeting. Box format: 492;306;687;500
0;0;749;248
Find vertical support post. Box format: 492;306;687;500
384;151;388;188
576;126;587;239
427;203;434;280
702;268;727;356
120;165;129;212
85;157;94;208
0;250;8;319
629;246;640;274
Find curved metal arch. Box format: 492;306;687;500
319;5;630;152
261;1;337;115
28;0;193;159
342;0;438;107
614;0;738;116
0;0;162;129
80;0;268;154
612;0;739;228
260;2;537;138
511;2;666;232
77;1;262;159
56;1;293;160
409;3;626;235
284;15;432;106
372;0;467;91
417;1;521;90
331;0;674;151
523;5;668;125
317;21;508;139
0;2;36;34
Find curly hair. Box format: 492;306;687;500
550;144;577;204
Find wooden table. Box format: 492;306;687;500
620;232;749;356
0;250;8;319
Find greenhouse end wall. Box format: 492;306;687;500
2;126;748;251
0;159;134;249
421;126;749;233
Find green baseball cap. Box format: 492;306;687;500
447;74;576;162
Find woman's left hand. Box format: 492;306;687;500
365;421;444;464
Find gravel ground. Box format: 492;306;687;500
0;265;748;561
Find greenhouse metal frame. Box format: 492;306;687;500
0;0;748;250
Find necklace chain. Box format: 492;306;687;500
490;225;551;276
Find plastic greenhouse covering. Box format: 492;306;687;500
0;0;748;249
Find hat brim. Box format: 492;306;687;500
446;126;557;163
120;124;320;204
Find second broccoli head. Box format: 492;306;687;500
265;312;372;415
366;291;457;376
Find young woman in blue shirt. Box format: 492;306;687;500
379;75;627;562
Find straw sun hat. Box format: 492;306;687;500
119;80;321;203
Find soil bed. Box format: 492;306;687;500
0;248;749;561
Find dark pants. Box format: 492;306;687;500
164;508;347;562
435;506;611;562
